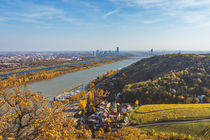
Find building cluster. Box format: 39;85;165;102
93;47;120;57
169;88;210;103
77;100;133;131
0;52;86;70
0;53;84;63
0;48;121;70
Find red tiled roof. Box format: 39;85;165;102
110;111;120;116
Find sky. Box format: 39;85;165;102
0;0;210;51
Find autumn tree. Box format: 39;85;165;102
88;82;95;90
0;86;91;140
88;91;95;102
78;99;87;115
135;100;139;106
94;128;105;138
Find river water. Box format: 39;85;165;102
28;57;143;97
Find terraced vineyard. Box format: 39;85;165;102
131;104;210;124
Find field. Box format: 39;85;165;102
130;104;210;124
141;121;210;137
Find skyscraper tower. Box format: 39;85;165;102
116;47;119;53
151;48;153;56
93;51;96;57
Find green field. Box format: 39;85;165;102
130;104;210;124
141;121;210;137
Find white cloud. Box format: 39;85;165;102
176;0;210;8
81;1;100;11
111;0;210;8
0;17;6;22
110;0;210;26
0;1;79;25
110;0;166;8
19;5;64;18
141;19;161;24
104;9;119;17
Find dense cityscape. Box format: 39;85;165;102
0;47;124;71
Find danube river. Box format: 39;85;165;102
28;57;143;97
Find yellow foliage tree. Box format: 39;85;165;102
106;118;112;124
88;82;95;89
88;91;94;102
135;100;139;106
78;99;87;113
0;86;91;139
95;128;105;138
98;89;104;96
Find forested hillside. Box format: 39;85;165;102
101;54;210;104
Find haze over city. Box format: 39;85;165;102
0;0;210;51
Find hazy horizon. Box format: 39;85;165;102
0;50;209;53
1;0;210;51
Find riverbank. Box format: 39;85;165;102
0;57;128;78
53;57;143;100
0;57;113;75
0;56;129;91
55;69;121;101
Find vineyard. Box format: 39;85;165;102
130;104;210;124
141;121;210;137
105;127;194;140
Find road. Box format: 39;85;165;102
131;119;210;127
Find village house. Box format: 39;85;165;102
109;111;120;119
198;95;206;102
120;104;133;113
78;101;133;131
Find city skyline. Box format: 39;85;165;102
0;0;210;51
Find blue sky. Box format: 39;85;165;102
0;0;210;51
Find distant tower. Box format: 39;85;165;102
96;50;100;56
116;47;119;53
93;51;96;57
151;48;153;56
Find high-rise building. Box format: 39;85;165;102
151;48;153;56
116;47;119;53
93;51;96;57
96;50;100;56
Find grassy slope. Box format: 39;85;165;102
141;121;210;137
130;104;210;124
